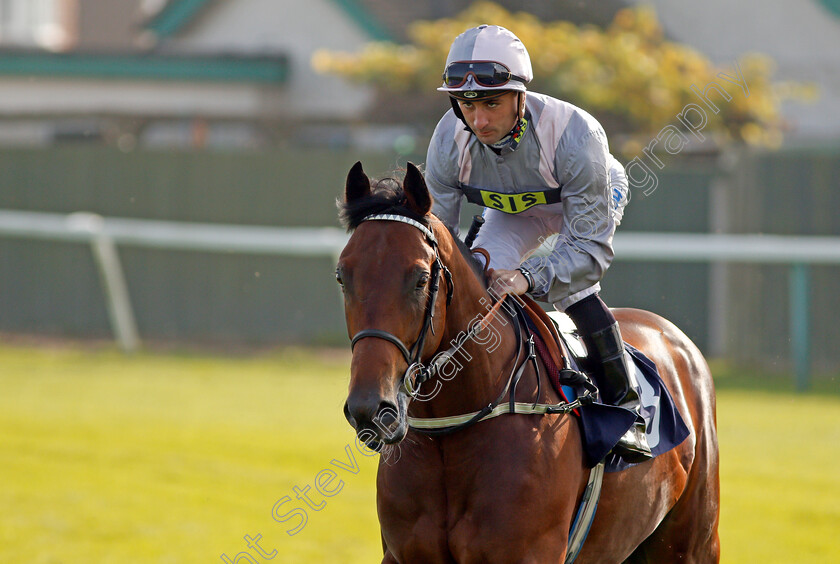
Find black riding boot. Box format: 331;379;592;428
590;322;653;463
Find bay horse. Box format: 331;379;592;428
338;162;720;563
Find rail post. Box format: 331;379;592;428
789;263;811;391
67;213;140;353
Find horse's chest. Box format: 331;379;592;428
378;434;576;561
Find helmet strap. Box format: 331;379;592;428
448;92;528;146
449;96;474;133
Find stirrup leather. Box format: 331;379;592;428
611;350;652;462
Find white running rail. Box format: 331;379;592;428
1;209;838;389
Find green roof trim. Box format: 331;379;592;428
144;0;392;42
328;0;392;41
146;0;215;38
0;51;289;83
817;0;840;17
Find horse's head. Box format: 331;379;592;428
337;162;452;450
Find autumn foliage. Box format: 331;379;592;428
313;2;810;154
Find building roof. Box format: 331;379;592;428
144;0;217;38
144;0;391;41
818;0;840;17
0;0;376;122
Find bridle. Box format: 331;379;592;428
349;213;453;397
346;212;591;436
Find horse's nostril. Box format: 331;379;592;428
345;394;402;441
379;410;397;427
374;402;400;432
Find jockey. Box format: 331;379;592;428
425;24;652;462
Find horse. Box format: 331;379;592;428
337;161;720;563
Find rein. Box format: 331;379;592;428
407;298;594;436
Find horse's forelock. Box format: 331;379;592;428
338;177;428;232
338;179;486;288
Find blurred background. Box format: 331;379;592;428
0;1;838;562
0;0;837;377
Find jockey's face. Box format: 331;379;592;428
458;92;520;145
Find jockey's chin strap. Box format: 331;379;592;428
349;214;453;393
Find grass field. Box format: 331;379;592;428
1;343;838;563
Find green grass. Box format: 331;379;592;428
0;343;838;563
0;344;381;563
717;390;840;562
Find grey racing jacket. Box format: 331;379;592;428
425;91;629;307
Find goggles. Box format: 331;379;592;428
442;61;527;89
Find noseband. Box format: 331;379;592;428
349;214;453;395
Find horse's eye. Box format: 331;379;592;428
416;273;430;289
335;268;344;287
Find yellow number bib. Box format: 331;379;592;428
479;190;548;214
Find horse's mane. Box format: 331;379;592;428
338;176;486;288
447;224;488;287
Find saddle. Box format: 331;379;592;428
517;295;691;472
469;248;684;468
519;295;569;372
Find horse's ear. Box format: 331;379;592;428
403;162;432;215
345;161;371;203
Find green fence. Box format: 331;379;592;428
0;147;417;346
0;145;837;371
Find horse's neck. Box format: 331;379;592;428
411;244;520;418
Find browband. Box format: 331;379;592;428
362;214;437;245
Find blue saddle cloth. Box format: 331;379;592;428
561;344;691;472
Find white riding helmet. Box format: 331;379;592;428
438;24;533;101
